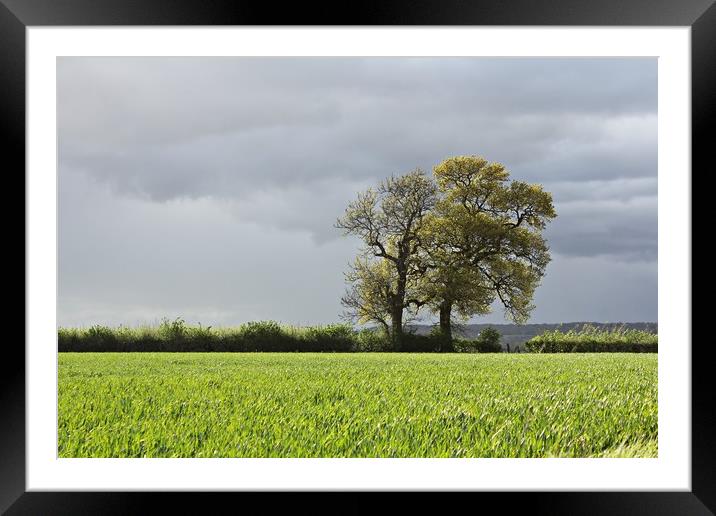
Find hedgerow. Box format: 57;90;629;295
524;325;657;353
58;319;503;353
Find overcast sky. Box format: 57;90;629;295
58;57;657;327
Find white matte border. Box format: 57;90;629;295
27;27;690;491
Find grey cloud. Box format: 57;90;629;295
58;58;656;145
58;167;361;327
528;254;657;323
545;177;657;203
546;196;657;261
58;57;657;200
58;57;658;325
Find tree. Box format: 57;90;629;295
477;327;502;352
416;250;493;350
340;257;395;335
419;156;557;342
336;170;437;348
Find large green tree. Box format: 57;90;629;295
419;156;557;344
336;170;436;348
417;249;494;350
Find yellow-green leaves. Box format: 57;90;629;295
418;155;557;328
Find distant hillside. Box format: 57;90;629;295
408;322;658;351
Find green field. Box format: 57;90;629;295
58;353;658;458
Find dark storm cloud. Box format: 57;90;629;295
58;58;656;187
58;57;657;325
545;196;657;261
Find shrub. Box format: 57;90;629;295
58;320;384;352
453;327;503;353
237;321;291;351
297;324;355;352
58;321;657;353
353;328;391;352
84;325;119;351
400;333;441;352
158;317;188;341
525;324;657;353
427;326;454;352
477;327;501;349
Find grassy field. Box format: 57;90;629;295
58;353;657;458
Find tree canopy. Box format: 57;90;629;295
337;156;556;350
336;170;436;348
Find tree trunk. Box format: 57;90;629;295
438;301;454;352
391;306;404;351
391;254;408;351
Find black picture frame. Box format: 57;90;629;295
4;0;711;513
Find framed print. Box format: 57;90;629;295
5;0;712;513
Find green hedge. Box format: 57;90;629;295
524;325;657;353
453;338;503;353
57;319;505;353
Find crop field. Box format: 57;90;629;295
58;353;657;458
